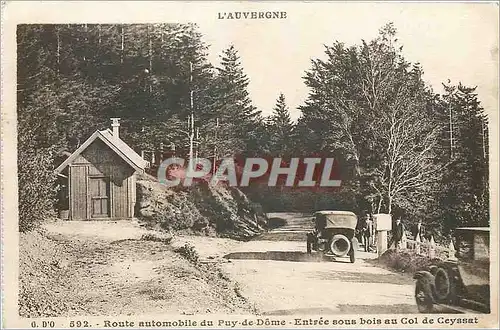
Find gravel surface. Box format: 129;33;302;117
19;221;256;317
220;213;419;315
20;214;425;317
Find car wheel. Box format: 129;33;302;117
434;267;451;302
415;281;434;313
330;234;351;257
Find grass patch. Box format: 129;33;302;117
376;249;444;274
140;232;173;244
174;243;200;264
234;282;245;299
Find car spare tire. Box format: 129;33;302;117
434;267;451;302
330;234;351;257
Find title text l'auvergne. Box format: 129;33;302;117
218;11;287;20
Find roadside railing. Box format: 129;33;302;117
394;232;456;260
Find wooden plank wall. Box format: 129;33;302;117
70;139;135;220
111;164;129;218
69;165;88;220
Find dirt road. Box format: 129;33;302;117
33;214;418;317
180;213;418;315
22;220;253;317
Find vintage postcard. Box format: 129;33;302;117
1;1;499;329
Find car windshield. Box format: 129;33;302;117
315;214;357;229
456;230;490;261
457;237;473;260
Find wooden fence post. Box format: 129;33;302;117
448;239;457;261
401;231;407;250
415;235;421;255
428;235;436;259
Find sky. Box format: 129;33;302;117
195;2;499;121
3;1;499;122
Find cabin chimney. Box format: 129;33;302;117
111;118;120;139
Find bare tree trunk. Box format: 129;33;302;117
213;118;219;173
188;62;195;171
56;27;60;74
148;25;153;93
449;103;454;159
482;121;487;159
83;24;88;62
120;25;125;64
148;25;153;73
372;183;384;214
387;171;393;215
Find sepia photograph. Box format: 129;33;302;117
1;1;498;329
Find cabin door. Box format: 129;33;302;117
88;176;110;218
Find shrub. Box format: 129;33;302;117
140;232;173;244
18;144;58;232
234;282;244;299
174;243;199;264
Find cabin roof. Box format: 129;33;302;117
55;129;149;174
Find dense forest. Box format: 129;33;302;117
17;23;489;237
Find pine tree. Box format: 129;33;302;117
268;93;294;157
215;45;261;156
439;83;489;231
15;23;215;230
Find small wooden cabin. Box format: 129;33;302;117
55;119;148;220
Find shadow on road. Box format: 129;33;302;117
336;303;419;314
254;232;308;242
309;270;412;285
263;304;419;315
224;251;353;263
263;307;339;315
267;217;288;229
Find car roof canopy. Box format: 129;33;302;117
455;227;490;233
314;211;357;229
314;210;357;217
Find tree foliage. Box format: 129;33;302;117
267;93;294;157
437;83;490;230
213;45;262;157
16;23;490;234
296;23;489;231
17;24;270;231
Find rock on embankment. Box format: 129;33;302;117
135;174;267;239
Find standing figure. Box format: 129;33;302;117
363;214;374;252
412;219;425;241
356;215;365;247
393;218;405;250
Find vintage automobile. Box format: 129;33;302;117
306;211;358;263
413;227;490;313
